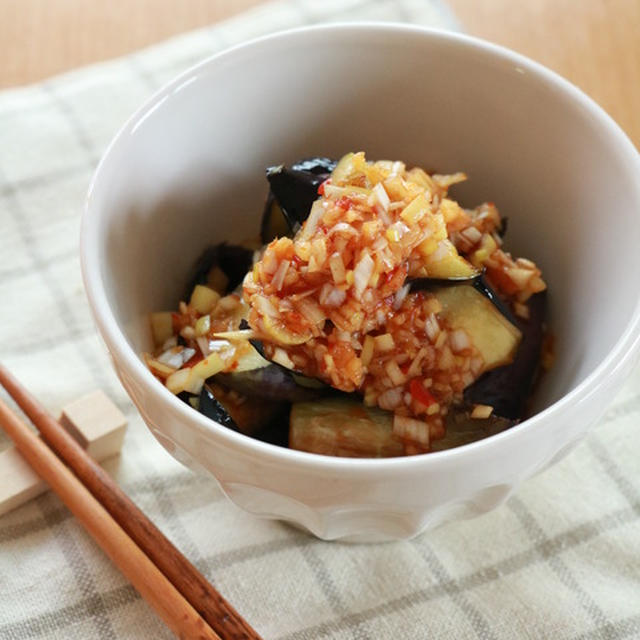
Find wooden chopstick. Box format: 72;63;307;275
0;364;262;640
0;396;221;640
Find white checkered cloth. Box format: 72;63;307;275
1;1;639;638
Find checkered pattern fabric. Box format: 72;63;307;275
1;1;639;638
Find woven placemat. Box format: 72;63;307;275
1;1;638;638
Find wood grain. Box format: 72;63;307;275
2;1;638;146
0;364;263;640
0;389;126;516
448;0;640;147
0;396;221;640
0;0;265;87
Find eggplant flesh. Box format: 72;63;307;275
464;291;546;419
290;397;404;458
180;156;544;453
185;242;254;299
202;387;518;456
289;397;514;457
409;274;517;325
411;275;543;421
433;283;522;372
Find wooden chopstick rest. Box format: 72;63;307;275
59;390;127;460
0;390;126;516
0;397;221;640
0;365;263;640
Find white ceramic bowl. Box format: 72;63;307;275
81;24;640;542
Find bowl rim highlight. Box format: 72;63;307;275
81;22;640;475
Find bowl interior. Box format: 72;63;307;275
88;26;640;424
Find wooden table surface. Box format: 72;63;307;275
2;0;639;147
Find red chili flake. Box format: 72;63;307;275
384;264;409;291
336;196;354;210
328;341;356;369
283;310;307;334
317;178;331;195
183;352;204;368
409;379;436;407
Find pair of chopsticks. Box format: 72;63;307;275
0;364;262;640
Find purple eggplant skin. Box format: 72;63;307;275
216;364;327;403
248;336;331;391
261;158;336;243
290;157;336;175
198;382;290;440
407;272;482;289
198;385;240;432
251;408;291;448
265;167;325;233
265;158;336;234
463;290;547;420
184;242;254;299
472;276;519;326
